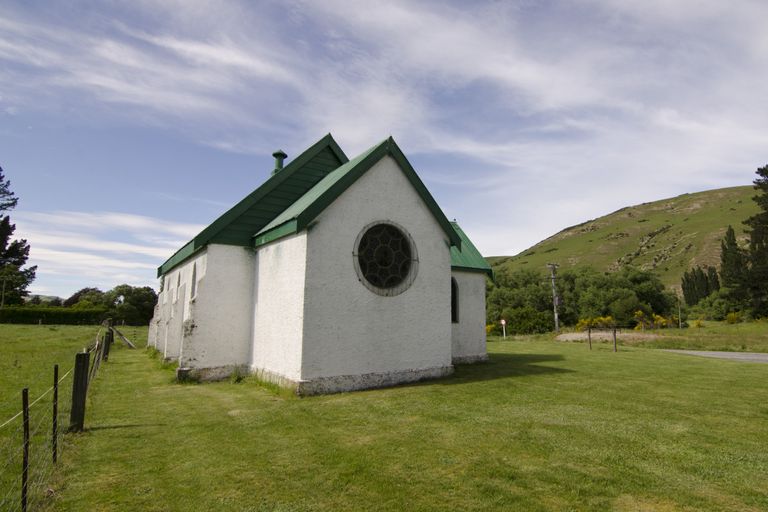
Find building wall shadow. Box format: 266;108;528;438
439;353;573;386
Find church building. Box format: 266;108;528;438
148;134;491;394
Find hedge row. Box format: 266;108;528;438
0;307;110;325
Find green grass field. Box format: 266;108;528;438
630;321;768;353
0;324;147;510
16;329;763;511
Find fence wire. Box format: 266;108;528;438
0;323;109;512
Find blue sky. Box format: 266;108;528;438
2;0;767;298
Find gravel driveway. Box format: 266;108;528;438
662;350;768;364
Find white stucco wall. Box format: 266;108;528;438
148;252;207;356
178;244;253;372
450;270;488;363
164;283;185;359
301;155;453;386
148;302;160;349
250;232;307;382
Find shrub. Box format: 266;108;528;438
0;306;109;325
725;312;742;324
576;316;615;330
501;306;553;334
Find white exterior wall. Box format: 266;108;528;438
251;232;307;383
148;252;206;356
164;283;185;359
301;155;453;391
450;270;488;363
178;244;253;374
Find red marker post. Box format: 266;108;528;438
500;319;507;339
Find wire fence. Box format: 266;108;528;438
0;320;124;512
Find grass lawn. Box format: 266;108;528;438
0;324;147;509
38;335;768;511
0;325;100;420
638;321;768;353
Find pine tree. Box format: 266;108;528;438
682;265;721;307
719;225;747;309
744;164;768;316
694;266;709;302
706;266;720;293
0;166;36;306
681;269;694;305
0;167;18;212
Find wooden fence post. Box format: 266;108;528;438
588;327;592;350
613;328;618;352
69;352;90;432
103;328;113;362
52;364;58;464
21;388;29;512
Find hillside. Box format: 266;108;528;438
490;186;758;288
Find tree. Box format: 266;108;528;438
0;166;36;306
104;284;158;325
744;164;768;316
64;287;106;307
719;225;748;308
706;266;720;293
0;167;18;211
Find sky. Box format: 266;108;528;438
1;0;767;299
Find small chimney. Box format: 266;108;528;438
272;150;287;175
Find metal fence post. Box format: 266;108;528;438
69;352;90;432
21;388;29;512
52;364;59;464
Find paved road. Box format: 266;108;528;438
663;350;768;364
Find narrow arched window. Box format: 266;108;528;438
190;263;197;298
451;277;459;323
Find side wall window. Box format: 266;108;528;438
451;277;459;323
190;263;197;298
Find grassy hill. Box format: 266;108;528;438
490;186;759;288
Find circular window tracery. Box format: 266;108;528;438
354;222;418;296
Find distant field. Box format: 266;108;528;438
0;324;148;418
40;335;768;511
491;186;758;287
0;325;98;425
556;321;768;353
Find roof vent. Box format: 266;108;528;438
272;150;287;175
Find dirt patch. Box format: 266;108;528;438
557;331;662;342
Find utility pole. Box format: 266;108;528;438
547;263;560;333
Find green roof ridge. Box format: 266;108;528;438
157;134;348;277
253;137;463;249
450;222;493;277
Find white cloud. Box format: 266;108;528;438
2;0;768;266
15;211;204;298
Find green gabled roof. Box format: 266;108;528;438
157;134;349;277
450;222;493;277
253;137;463;249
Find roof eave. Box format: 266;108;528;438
157;134;348;276
252;219;299;248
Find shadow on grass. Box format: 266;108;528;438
443;353;572;385
87;423;166;431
